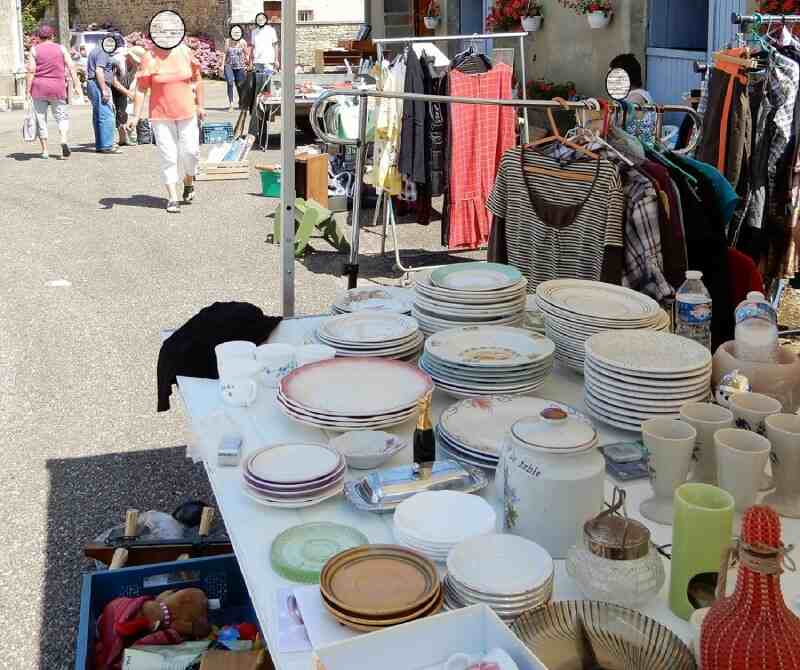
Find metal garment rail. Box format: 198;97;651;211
372;31;531;143
733;12;800;25
309;89;704;288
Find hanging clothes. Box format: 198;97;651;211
487;147;625;291
448;62;516;250
398;48;427;185
366;58;406;196
422;54;447;198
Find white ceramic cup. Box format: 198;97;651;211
729;391;782;491
219;358;260;407
763;413;800;518
215;340;256;364
295;344;336;367
640;418;697;525
680;402;734;485
255;343;297;388
714;428;771;513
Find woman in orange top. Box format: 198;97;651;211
128;44;205;213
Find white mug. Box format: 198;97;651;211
256;343;297;388
715;428;771;513
219;358;261;407
763;414;800;518
729;392;782;491
680;402;734;485
295;344;336;367
640;418;697;525
216;340;257;378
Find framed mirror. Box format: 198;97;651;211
606;67;631;101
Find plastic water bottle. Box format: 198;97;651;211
676;271;712;350
734;291;779;363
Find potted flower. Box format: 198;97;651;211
521;0;544;32
585;1;613;28
424;0;440;29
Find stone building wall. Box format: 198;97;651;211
296;22;361;68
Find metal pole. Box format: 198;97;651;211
57;0;69;47
280;0;296;316
344;93;369;289
373;31;530;43
519;34;529;144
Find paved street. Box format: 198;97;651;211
0;81;477;669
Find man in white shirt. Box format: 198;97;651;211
251;23;279;73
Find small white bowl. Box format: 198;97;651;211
330;431;407;469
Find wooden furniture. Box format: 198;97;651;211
294;153;329;208
197;161;250;181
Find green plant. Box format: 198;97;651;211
22;0;52;33
486;0;534;31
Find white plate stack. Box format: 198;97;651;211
393;491;496;563
412;263;528;336
535;279;670;373
419;326;555;399
314;312;423;361
277;357;433;431
331;287;412;315
436;396;588;471
444;534;554;622
584;330;713;432
241;443;346;509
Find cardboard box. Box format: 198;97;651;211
314;605;546;670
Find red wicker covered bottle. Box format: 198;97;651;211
700;505;800;669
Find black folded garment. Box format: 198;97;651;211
157;301;281;412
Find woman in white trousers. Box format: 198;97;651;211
128;44;205;213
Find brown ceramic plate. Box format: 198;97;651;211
323;587;445;632
320;544;439;618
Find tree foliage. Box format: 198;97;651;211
22;0;53;33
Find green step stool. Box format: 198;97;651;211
269;198;350;257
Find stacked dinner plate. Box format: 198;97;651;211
331;287;412;315
584;330;713;432
535;279;670;373
241;443;345;508
419;326;555;399
277;357;433;431
392;491;496;562
436;396;589;471
320;545;442;632
314;312;423;360
444;534;555;623
412;263;527;335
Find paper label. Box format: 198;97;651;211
677;299;712;324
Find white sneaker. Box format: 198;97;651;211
41;152;49;159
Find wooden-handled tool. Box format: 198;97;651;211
124;509;139;539
199;507;215;537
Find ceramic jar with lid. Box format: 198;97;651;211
502;407;604;558
566;489;665;607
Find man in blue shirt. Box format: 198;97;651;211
85;37;119;152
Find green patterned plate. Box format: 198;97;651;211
430;262;523;292
271;522;369;584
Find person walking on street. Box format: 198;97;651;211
251;21;278;74
86;38;118;153
111;44;145;146
26;24;82;159
220;28;249;111
128;42;205;213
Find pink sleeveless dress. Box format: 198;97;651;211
30;42;67;101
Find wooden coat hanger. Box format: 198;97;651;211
527;98;599;161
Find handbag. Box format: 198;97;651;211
22;104;37;142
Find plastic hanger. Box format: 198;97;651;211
527;98;599;161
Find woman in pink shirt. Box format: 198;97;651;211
128;43;205;213
26;24;82;159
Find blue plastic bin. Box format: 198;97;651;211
75;554;257;670
201;122;234;144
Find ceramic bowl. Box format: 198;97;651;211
330;431;407;469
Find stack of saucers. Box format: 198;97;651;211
412;263;527;336
584;330;713;432
419;326;555;399
331;287;412;315
320;545;442;632
393;491;496;562
314;312;423;361
535;279;670;373
242;443;345;508
444;534;554;623
436;396;588;471
277;357;433;431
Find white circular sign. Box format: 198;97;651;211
101;35;118;54
255;12;268;27
229;24;243;40
149;10;186;50
606;67;631;101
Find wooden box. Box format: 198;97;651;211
295;153;329;207
197;161;250;181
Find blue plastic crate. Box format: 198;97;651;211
75;554;257;670
201;122;234;144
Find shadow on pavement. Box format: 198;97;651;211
6;152;42;161
41;446;217;668
302;248;479;280
99;195;166;210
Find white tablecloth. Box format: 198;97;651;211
175;316;800;670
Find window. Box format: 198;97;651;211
298;9;314;22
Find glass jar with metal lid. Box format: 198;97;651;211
566;488;665;607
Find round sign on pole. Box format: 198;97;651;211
149;10;186;50
229;24;243;41
255;12;268;27
606;67;632;102
101;35;118;55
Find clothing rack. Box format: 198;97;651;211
310;89;704;288
372;32;531;143
732;13;800;26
